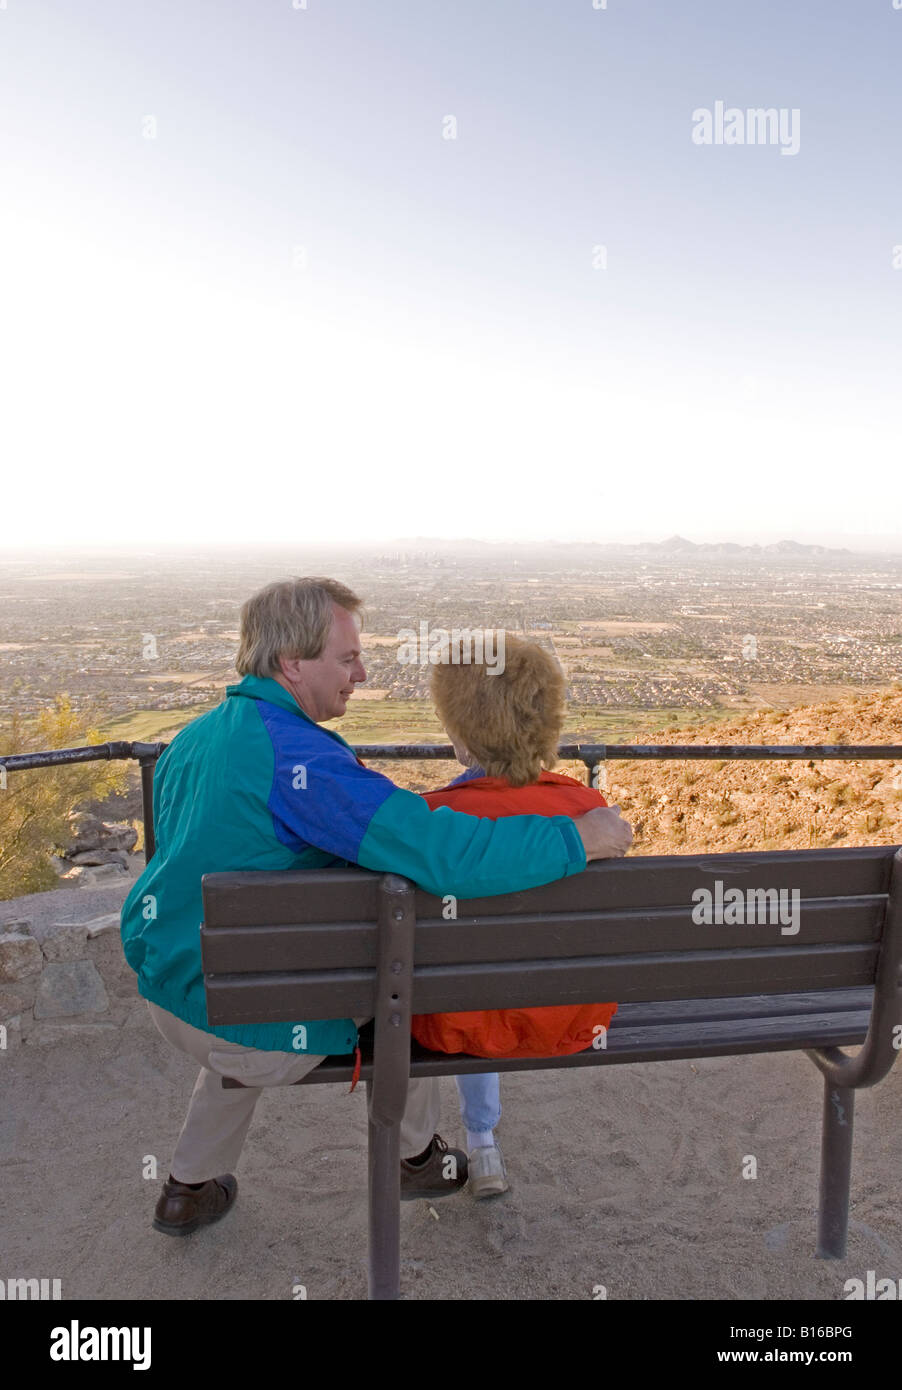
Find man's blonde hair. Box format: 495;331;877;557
430;633;566;787
236;577;363;677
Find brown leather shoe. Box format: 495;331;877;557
152;1174;237;1236
400;1134;468;1201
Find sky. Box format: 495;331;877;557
1;0;900;548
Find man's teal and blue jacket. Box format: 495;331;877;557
120;675;588;1055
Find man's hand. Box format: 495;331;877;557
574;805;633;860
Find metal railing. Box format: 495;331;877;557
2;738;901;863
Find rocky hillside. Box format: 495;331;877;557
600;687;902;856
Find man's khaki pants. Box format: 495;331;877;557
147;1001;441;1184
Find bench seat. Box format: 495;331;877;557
224;987;875;1086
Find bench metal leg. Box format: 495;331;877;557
367;1102;401;1299
816;1079;855;1259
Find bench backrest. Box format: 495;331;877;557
201;845;901;1015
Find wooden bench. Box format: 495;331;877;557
200;844;902;1299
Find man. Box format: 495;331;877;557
120;577;632;1235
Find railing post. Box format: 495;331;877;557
138;754;157;862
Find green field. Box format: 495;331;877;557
98;706;217;743
327;700;740;744
99;699;739;749
562;704;741;743
322;700;447;744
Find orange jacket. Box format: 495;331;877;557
411;770;618;1058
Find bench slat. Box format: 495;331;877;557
412;846;898;915
403;1009;872;1074
201;847;898;933
202;921;379;971
203;942;879;1025
202;869;381;926
409;944;879;1010
413;899;885;960
599;986;873;1026
199;899;886;974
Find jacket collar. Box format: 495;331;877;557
449;764;487;786
225;674;354;750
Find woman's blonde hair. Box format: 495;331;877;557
236;577;363;677
430;632;566;786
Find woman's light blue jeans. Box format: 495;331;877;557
454;1071;501;1133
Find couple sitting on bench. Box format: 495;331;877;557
119;577;631;1235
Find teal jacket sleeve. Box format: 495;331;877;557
357;786;587;899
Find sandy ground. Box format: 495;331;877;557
3;1006;901;1302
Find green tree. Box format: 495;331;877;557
0;696;127;900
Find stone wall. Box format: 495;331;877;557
0;873;144;1051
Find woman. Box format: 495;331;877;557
413;632;622;1198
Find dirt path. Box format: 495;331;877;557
3;1009;901;1301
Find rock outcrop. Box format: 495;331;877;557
53;814;139;886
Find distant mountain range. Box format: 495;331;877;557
633;535;852;557
388;535;854;557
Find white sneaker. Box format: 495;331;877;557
467;1143;510;1199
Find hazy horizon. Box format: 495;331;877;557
3;530;902;558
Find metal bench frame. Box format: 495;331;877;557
201;845;902;1299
